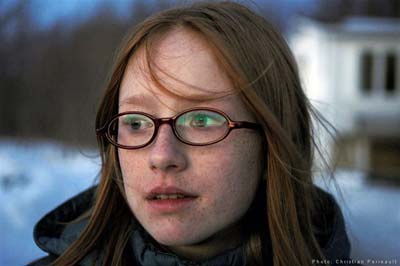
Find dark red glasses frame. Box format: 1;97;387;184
96;107;262;149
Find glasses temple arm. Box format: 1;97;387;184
96;126;107;136
230;121;263;130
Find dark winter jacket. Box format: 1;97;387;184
27;186;355;266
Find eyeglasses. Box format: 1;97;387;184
96;107;262;149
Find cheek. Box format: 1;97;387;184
198;134;262;212
118;150;147;203
119;149;146;179
213;133;262;182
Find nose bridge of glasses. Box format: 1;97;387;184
154;117;179;139
156;117;176;128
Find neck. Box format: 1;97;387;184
163;223;245;261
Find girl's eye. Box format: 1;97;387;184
122;115;153;130
129;120;142;129
190;113;213;127
178;111;226;128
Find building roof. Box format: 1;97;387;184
293;15;400;35
332;16;400;34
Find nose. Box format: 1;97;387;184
148;123;188;173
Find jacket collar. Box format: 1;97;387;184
130;225;246;266
33;187;95;257
317;192;351;259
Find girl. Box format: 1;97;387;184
29;1;353;266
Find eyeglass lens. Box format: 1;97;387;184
176;110;228;144
108;110;229;147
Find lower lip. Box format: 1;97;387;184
147;197;197;212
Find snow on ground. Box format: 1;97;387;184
0;140;100;266
0;140;399;265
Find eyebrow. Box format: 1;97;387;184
119;94;157;108
118;92;235;113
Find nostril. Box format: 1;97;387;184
150;161;180;171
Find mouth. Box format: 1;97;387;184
145;186;198;201
149;193;194;200
145;186;198;212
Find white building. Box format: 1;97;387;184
290;16;400;178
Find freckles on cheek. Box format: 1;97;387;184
119;151;145;179
118;152;147;204
218;141;259;193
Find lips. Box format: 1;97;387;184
152;194;187;200
145;186;198;212
146;186;198;200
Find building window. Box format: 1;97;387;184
360;52;373;93
385;53;396;94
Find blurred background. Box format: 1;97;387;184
0;0;399;265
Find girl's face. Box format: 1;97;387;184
118;27;263;258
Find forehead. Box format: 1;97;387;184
119;27;235;109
